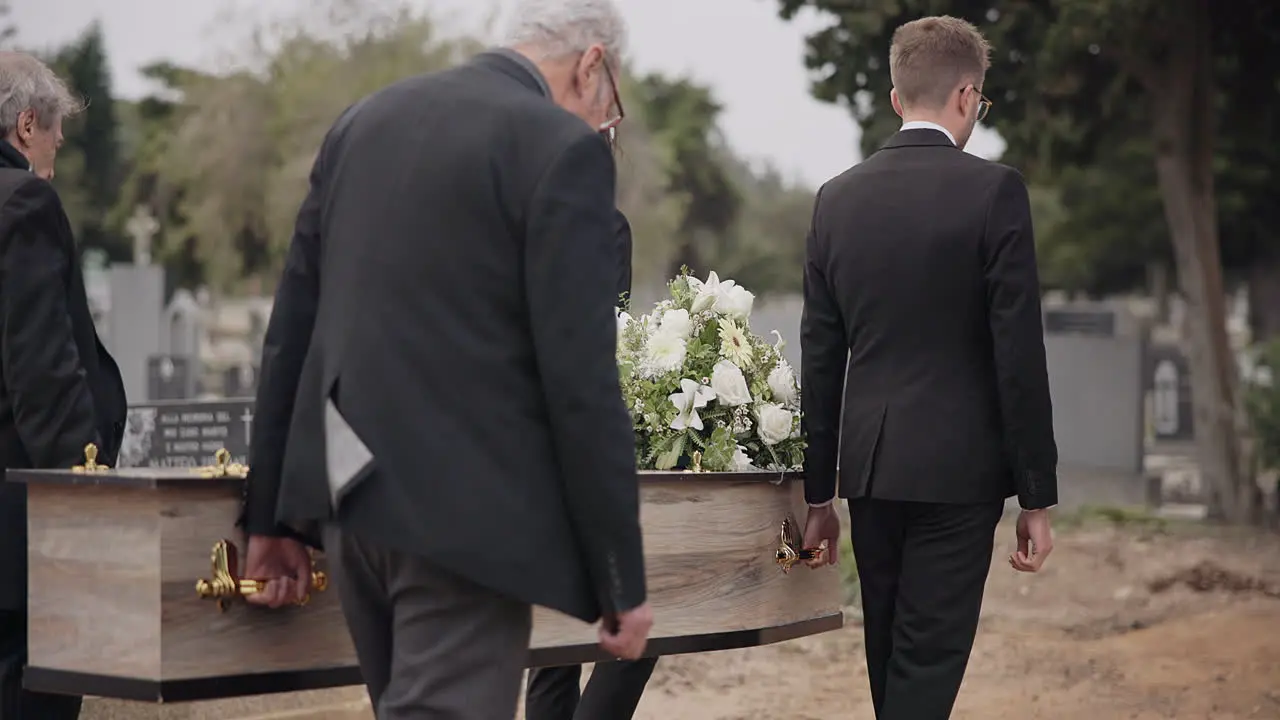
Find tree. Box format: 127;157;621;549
713;158;813;295
633;74;741;280
0;0;15;49
48;23;125;260
114;0;817;299
115;5;483;292
775;0;1280;522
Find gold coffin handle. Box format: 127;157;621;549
194;539;328;611
774;517;827;574
191;448;249;479
71;443;110;473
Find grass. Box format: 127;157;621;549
1054;503;1171;532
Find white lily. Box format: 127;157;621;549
668;378;716;431
690;271;722;313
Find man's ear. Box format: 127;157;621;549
15;109;35;145
890;88;904;119
575;44;606;92
957;84;974;118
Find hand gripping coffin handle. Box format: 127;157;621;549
194;539;328;611
774;517;827;574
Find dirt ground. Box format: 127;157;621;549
618;512;1280;720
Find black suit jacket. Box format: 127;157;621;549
242;52;646;623
0;142;127;610
614;209;632;303
801;129;1057;510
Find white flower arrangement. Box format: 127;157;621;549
616;270;805;472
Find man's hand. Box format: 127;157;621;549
1010;509;1053;573
598;602;654;660
803;504;841;568
243;535;314;608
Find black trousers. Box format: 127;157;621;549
848;497;1003;720
0;610;81;720
525;659;657;720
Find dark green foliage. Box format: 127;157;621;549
773;0;1280;306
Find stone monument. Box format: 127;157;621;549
107;205;166;403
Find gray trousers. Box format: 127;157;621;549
325;526;532;719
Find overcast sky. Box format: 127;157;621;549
13;0;1002;187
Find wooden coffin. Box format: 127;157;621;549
11;446;842;703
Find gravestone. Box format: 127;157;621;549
1042;304;1145;472
1040;303;1152;510
164;289;202;358
116;398;255;469
107;206;166;403
146;354;193;401
1146;342;1195;443
158;289;204;399
224;364;259;397
1044;307;1117;337
126;205;158;265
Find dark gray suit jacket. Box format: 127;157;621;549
242;52;646;622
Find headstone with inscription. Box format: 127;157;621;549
116;398;254;469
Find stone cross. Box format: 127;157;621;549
125;205;159;266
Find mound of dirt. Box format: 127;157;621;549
1148;559;1280;597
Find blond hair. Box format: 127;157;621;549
889;16;990;112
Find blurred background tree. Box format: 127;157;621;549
46;23;125;262
0;0;14;50
46;0;814;297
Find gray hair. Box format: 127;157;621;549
0;52;84;136
503;0;628;63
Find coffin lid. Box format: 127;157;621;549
6;443;801;489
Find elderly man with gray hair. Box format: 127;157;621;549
236;0;652;717
0;52;128;720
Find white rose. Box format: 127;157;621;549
657;308;693;339
644;333;686;374
616;310;632;340
767;363;797;404
715;284;755;321
756;403;794;446
730;445;757;472
709;359;753;407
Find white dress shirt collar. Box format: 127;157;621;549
900;120;956;147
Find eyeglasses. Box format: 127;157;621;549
598;59;625;134
970;86;993;123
